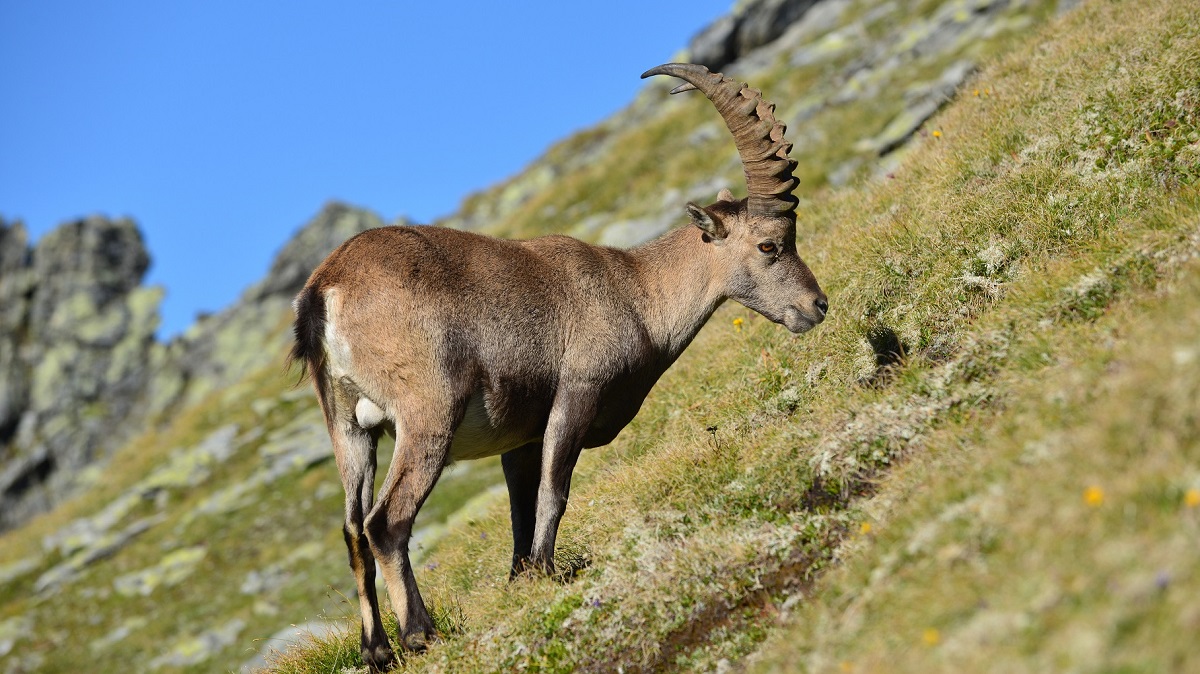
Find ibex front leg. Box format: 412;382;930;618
530;388;598;575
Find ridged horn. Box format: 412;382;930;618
642;63;799;219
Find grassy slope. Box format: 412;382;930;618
271;0;1200;671
753;1;1200;668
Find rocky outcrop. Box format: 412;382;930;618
0;202;386;532
689;0;824;71
0;216;162;531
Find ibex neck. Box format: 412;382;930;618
628;226;727;360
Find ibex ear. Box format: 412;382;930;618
717;188;735;202
686;202;728;241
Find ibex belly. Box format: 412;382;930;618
449;392;539;461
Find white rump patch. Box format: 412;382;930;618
322;288;353;378
355;398;385;429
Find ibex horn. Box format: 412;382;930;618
642;63;799;219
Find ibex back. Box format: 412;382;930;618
289;63;827;671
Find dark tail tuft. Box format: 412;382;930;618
288;285;333;421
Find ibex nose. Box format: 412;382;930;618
814;297;829;320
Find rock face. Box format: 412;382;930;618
0;216;161;530
689;0;824;71
0;202;385;532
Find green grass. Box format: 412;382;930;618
265;0;1200;670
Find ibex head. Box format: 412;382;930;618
643;63;828;333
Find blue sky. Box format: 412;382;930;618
0;1;730;337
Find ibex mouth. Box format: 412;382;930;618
783;307;820;334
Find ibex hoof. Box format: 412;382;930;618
400;628;434;653
509;558;550;580
362;643;397;672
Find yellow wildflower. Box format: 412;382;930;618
733;317;744;332
973;89;980;96
1084;485;1104;507
923;628;940;646
1185;488;1200;508
859;522;872;535
932;130;942;138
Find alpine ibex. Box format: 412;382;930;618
289;63;827;670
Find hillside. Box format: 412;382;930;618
3;0;1197;672
277;0;1200;671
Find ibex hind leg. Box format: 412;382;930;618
365;396;463;653
329;415;395;671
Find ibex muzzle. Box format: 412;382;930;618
289;63;825;671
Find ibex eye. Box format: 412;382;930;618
757;242;777;254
